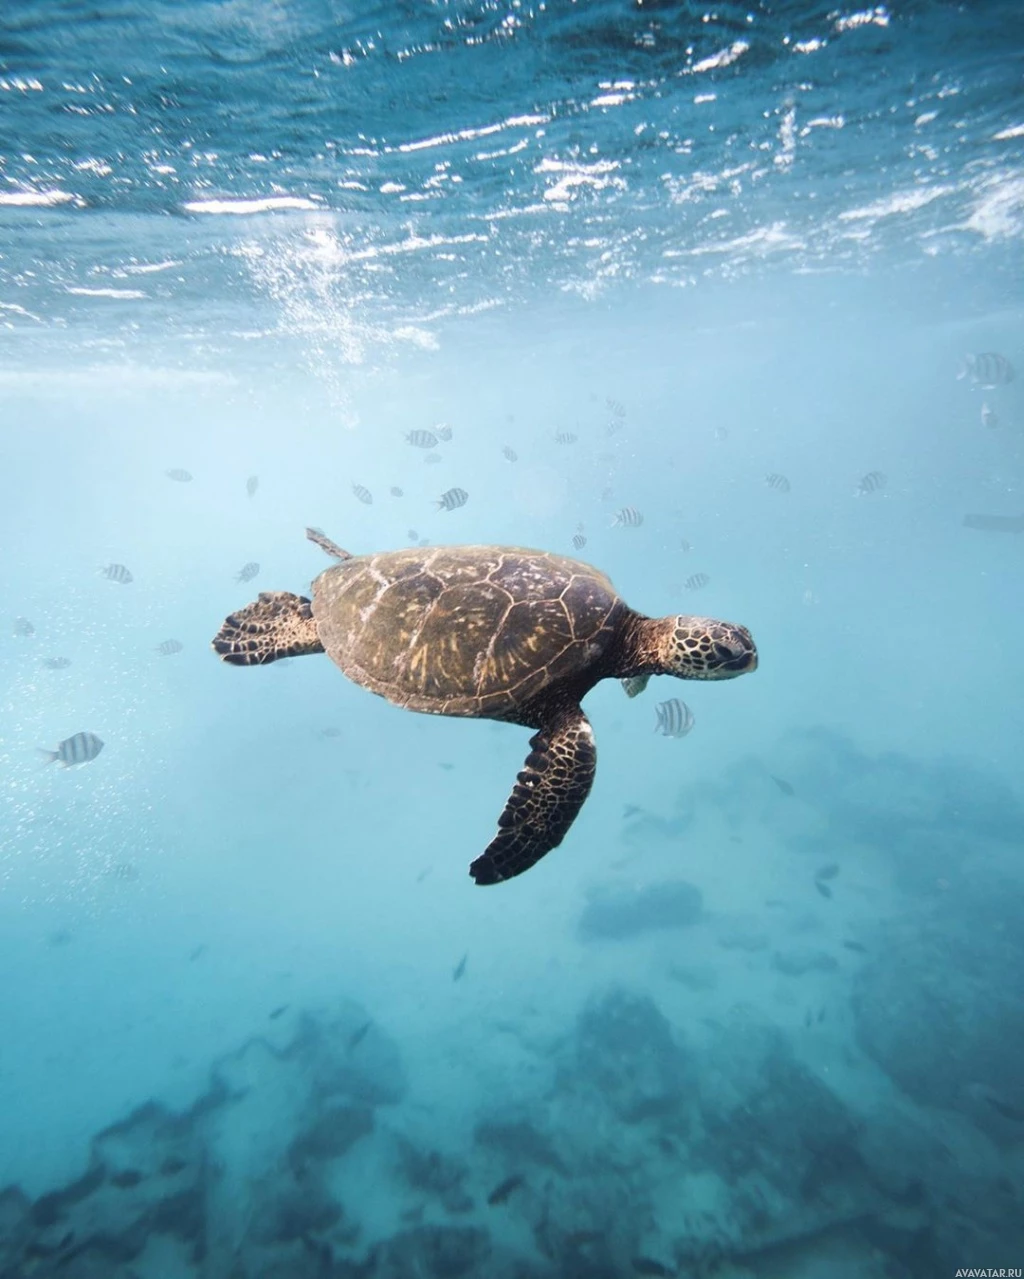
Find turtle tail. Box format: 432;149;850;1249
212;591;323;666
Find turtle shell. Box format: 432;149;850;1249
310;545;627;717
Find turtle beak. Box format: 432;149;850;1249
716;628;757;674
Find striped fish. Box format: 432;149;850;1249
406;430;438;449
424;453;443;464
606;397;626;418
390;486;404;497
41;731;104;767
436;487;468;511
981;402;998;428
555;432;578;445
435;424;453;442
685;572;709;590
13;617;35;636
246;475;259;497
352;484;373;504
612;507;644;527
502;446;518;462
102;563;133;584
407;528;419;541
572;533;587;551
766;473;791;493
156;639;184;656
856;470;886;495
235;562;259;583
958;352;1014;388
42;656;71;669
679;539;692;553
165;468;192;482
655;699;695;738
714;426;729;441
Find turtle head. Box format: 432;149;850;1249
652;615;758;681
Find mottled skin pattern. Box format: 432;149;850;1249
212;531;757;885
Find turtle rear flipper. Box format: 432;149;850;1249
212;591;323;665
470;706;596;885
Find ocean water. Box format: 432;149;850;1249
2;1;1023;1275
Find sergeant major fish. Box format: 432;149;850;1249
766;473;791;492
436;487;468;511
235;562;259;583
406;430;438;449
857;470;887;495
502;446;518;462
156;639;184;656
165;468;192;482
655;698;695;739
958;352;1015;388
572;533;587;550
612;507;643;527
435;424;453;442
352;484;373;504
40;731;104;767
101;564;133;584
246;475;259;497
684;573;709;590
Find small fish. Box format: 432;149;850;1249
842;940;867;954
40;731;104;767
856;470;887;495
606;419;624;436
101;563;133;584
320;726;341;738
160;1157;188;1176
555;431;578;445
766;472;791;492
156;639;184;656
572;533;587;550
502;446;518;462
486;1173;525;1206
438;761;455;770
13;617;35;636
985;1094;1024;1123
352;483;373;504
655;698;695;738
606;397;626;418
814;880;833;899
817;1006;826;1023
188;944;207;962
390;486;404;497
347;1020;372;1051
406;429;439;449
815;862;839;880
713;426;729;441
631;1258;675;1277
268;1004;289;1021
165;468;192;482
436;487;468;511
452;953;468;981
958;351;1015;388
424;452;443;464
407;529;420;541
110;862;138;881
435;424;453;442
679;539;692;553
612;507;644;527
770;775;795;796
110;1169;144;1188
416;866;432;883
246;475;259;497
981;402;998;428
42;656;71;669
418;538;430;547
684;572;709;590
235;562;259;583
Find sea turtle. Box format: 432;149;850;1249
211;528;757;885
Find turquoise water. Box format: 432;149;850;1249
2;2;1023;1275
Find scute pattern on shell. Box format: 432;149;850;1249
310;545;625;717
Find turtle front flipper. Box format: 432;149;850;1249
470;706;596;886
212;591;323;665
